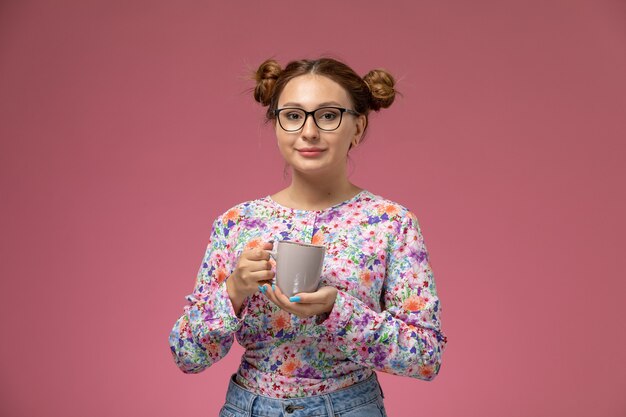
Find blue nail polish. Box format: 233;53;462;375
272;283;275;291
258;285;266;293
289;296;301;303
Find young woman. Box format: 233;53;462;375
169;57;447;416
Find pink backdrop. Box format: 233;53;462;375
1;1;625;416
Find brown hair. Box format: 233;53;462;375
253;57;397;137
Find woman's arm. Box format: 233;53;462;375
317;211;447;380
168;218;241;374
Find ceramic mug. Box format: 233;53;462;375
269;240;326;297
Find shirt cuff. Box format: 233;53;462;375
184;281;245;342
318;290;355;336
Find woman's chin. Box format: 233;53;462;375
291;163;332;175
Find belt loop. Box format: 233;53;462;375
374;372;384;399
323;393;335;417
246;392;256;417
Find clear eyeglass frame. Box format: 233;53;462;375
273;106;360;132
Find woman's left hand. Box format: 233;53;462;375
261;284;337;319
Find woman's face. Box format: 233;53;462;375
274;74;366;179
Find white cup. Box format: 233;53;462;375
269;240;326;298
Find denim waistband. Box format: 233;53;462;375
223;372;384;416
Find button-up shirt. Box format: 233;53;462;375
169;190;447;398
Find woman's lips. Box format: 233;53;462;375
297;149;325;157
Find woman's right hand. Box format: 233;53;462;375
226;241;274;315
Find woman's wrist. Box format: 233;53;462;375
225;277;245;316
315;311;330;324
316;287;338;324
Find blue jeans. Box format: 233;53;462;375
219;372;387;417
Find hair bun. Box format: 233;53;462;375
253;59;282;106
363;69;396;111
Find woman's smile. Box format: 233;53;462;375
297;147;326;157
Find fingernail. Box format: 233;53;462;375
258;285;266;293
289;296;301;303
272;283;275;291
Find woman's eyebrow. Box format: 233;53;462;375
281;101;344;108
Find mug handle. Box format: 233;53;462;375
268;241;278;261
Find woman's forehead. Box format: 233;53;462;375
278;74;351;108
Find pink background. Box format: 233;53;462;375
1;1;625;416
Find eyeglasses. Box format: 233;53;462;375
274;106;360;132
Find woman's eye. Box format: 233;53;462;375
285;112;303;120
319;112;337;120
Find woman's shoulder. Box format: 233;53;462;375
359;190;416;222
212;195;274;224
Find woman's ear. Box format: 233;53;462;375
352;114;367;148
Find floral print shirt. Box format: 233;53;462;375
169;190;447;398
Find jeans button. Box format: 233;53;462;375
285;404;295;413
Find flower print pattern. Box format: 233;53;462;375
169;190;447;398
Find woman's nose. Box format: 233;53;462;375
301;114;320;141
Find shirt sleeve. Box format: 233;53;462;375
168;217;243;374
319;211;447;380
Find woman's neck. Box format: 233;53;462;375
274;172;362;211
